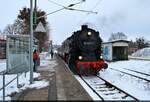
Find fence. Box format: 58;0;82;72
0;35;40;101
0;70;26;101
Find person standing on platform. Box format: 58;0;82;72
33;49;38;72
51;50;54;59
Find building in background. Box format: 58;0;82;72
0;39;6;59
102;40;129;61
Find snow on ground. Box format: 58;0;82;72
100;60;150;100
1;50;150;100
0;59;6;72
0;52;57;100
108;60;150;74
75;59;150;100
78;47;150;100
40;52;57;68
132;47;150;58
0;72;49;100
39;52;51;60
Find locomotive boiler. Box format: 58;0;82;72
58;25;108;75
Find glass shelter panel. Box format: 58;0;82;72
6;35;30;74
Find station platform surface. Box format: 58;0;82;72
17;56;92;101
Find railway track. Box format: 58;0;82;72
109;67;150;82
59;56;143;101
80;75;139;101
122;68;150;77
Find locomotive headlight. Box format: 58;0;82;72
88;31;92;36
78;56;83;60
100;56;103;59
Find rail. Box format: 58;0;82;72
109;68;150;82
80;75;139;101
122;68;150;77
97;76;139;101
0;70;26;101
80;76;104;101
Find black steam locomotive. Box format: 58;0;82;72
58;25;108;75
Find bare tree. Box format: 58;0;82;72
13;19;26;34
43;24;50;51
2;7;50;52
0;29;2;39
34;26;49;52
108;33;116;41
136;37;149;49
3;24;16;34
3;18;27;35
17;7;47;34
0;29;2;35
17;7;49;52
108;32;127;41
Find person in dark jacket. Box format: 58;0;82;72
51;50;54;59
33;49;38;72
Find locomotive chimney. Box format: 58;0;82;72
81;25;88;30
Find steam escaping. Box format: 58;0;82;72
95;10;126;30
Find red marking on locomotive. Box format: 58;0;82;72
77;61;105;75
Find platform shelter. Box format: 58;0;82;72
6;35;39;74
102;40;129;61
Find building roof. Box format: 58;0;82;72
103;40;130;44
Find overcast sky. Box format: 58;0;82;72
0;0;150;44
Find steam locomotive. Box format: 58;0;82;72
57;25;108;75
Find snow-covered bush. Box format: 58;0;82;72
132;47;150;58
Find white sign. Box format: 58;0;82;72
35;22;46;33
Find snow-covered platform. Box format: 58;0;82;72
53;56;92;100
17;55;92;101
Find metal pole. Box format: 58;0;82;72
30;0;34;84
3;72;5;101
6;37;9;73
17;73;19;88
34;0;37;25
48;41;50;54
25;71;26;78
